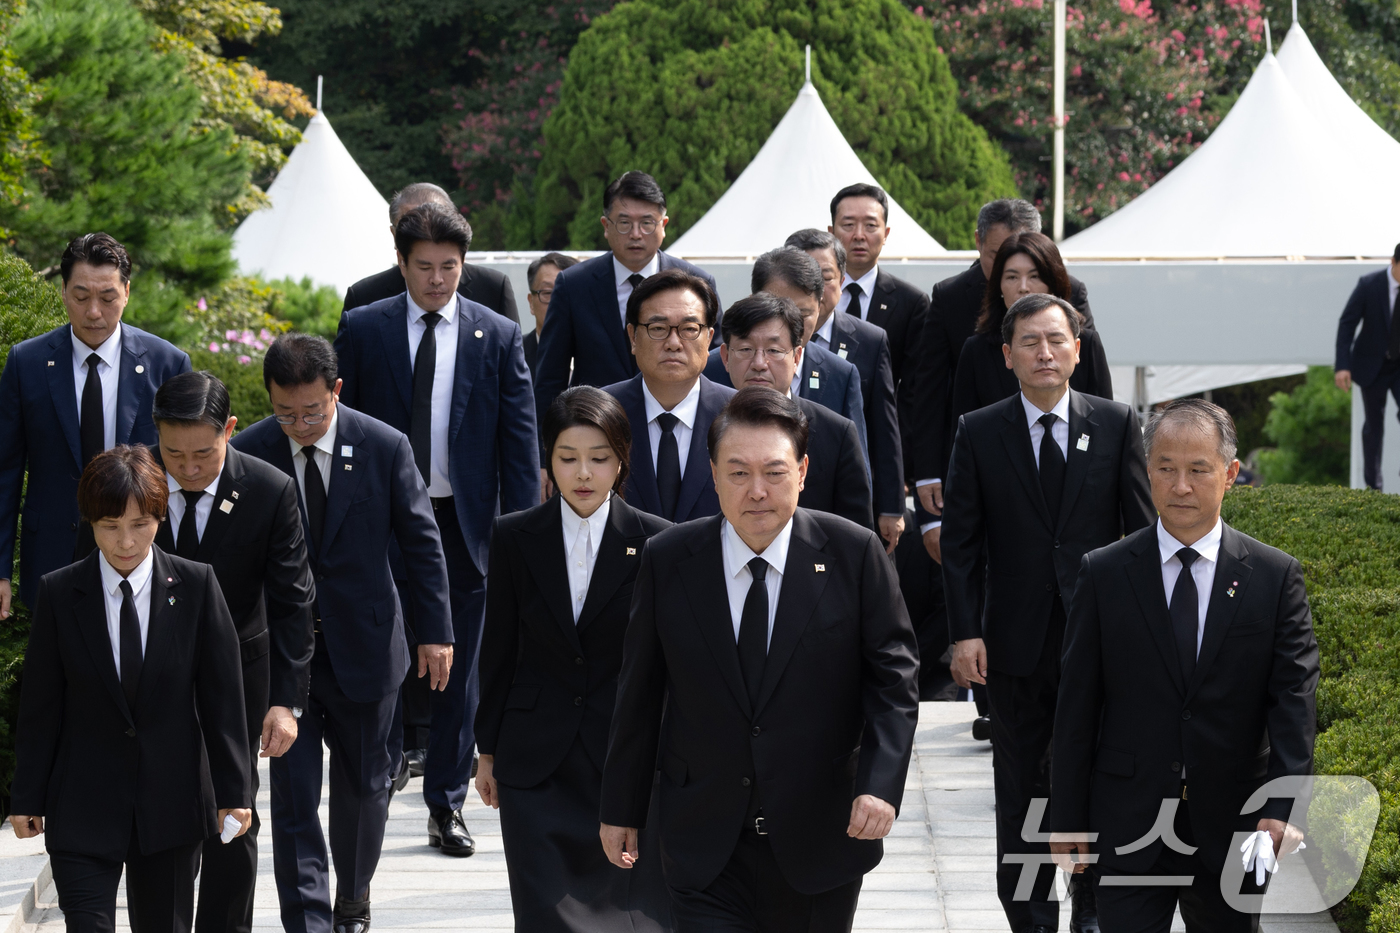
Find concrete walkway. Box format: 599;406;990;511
3;702;1339;932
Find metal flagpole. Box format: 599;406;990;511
1052;0;1066;242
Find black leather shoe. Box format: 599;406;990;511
1070;874;1101;933
406;747;427;778
427;808;475;857
971;715;992;741
389;756;411;795
333;894;370;933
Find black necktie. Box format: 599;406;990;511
175;489;203;559
80;352;104;467
1171;548;1201;682
627;272;644;291
1037;413;1065;525
411;311;442;483
738;557;769;706
118;579;143;713
655;412;681;521
845;283;863;319
1387;288;1400;360
301;445;326;554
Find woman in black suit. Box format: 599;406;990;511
951;231;1113;422
475;386;672;932
9;445;251;933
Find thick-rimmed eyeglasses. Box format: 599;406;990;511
274;412;327;426
728;346;793;362
639;322;705;341
605;217;660;235
530;288;554;303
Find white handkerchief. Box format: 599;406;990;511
221;813;242;844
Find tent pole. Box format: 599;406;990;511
806;45;811;84
316;75;323;113
1052;0;1066;242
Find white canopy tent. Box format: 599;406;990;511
669;67;945;259
231;109;395;294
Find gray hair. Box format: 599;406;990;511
389;183;452;226
1000;293;1082;345
783;228;847;276
751;247;825;302
977;198;1043;241
1143;399;1239;466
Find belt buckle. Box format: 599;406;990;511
754;816;767;836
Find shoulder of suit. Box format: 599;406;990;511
840;313;888;342
1089;525;1154;568
600;375;640;401
698;374;738;402
877;268;927;299
121;323;187;360
230;415;283;448
460;298;518;337
798;506;875;548
964;393;1018;427
494;503;539;536
227;446;293;488
337;404;401;447
661;252;715;282
1220;524;1296;571
345;292;406;323
7;323;70;360
1076;390;1132;420
798;396;844;428
463;262;507;286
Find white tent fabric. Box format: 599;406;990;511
1060;52;1398;258
232;112;394;294
1108;364;1308;407
669;81;945;259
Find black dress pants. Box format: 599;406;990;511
986;600;1066;932
668;829;862;933
195;736;260;933
1360;360;1400;490
50;832;201;933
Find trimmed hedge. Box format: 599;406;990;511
1221;485;1400;933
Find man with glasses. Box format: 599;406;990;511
523;251;578;377
603;269;735;523
534;172;719;443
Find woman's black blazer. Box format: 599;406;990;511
951;326;1114;426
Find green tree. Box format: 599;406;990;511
0;0;41;211
524;0;1015;251
1257;366;1351;485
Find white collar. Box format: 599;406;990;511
407;289;457;326
561;491;612;540
840;265;879;295
165;458;225;498
1021;388;1071;427
286;407;340;460
71;322;123;369
721;516;795;581
1157;518;1224;566
642;377;701;429
613;252;660;287
99;547;154;598
815;313;836;345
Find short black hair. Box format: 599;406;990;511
61;233;132;285
721;292;804;350
153;371;231;431
708;386;810;463
751;247;824;301
829;183;889;224
1000;293;1082;346
263;333;339;391
625;268;718;328
784;228;847;275
543;386;633;495
394;201;473;259
603;171;666;214
528;251;579;290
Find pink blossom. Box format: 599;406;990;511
1118;171;1131;181
197;298;207;311
209;342;221;352
238;355;252;365
225;330;238;340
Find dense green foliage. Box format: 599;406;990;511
1258;366;1351;486
1221;485;1400;932
525;0;1016;251
0;0;40;212
265;276;342;339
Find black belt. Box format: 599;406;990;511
431;496;454;511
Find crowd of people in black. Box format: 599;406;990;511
0;170;1323;933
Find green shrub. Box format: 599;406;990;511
0;248;63;361
1257;366;1351;486
266;276;342;339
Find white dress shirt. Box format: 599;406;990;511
837;266;879;321
1389;265;1399;319
614;253;660;326
1158;518;1223;658
561;493;611;622
406;292;459;497
289;408;338;502
71;323;122;451
813;314;836;349
642;378;701;479
99;548;153;677
165;461;225;549
720;517;794;646
1023;390;1071;468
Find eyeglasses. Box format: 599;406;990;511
530;288;554;303
605;217;660;235
639;322;706;341
274;412;327;426
728;346;793;362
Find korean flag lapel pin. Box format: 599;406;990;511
1076;434;1090;452
626;547;637;556
341;445;354;471
814;563;826;573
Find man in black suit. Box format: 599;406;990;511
603;269;736;524
1334;243;1400;489
150;371;316;933
524;251;579;377
534;171;719;434
718;291;873;530
340;182;519;324
231;334;453;933
600;387;919;930
1051;399;1318;932
941;293;1154;933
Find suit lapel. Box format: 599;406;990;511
520;501;582;654
679;518;752;717
620;379;662;516
378;297;414;414
753;511;829;716
867;272;895;329
318;412;367;557
115;328;147;444
47;329;82;471
998;398;1053;532
577;499;641;632
1057;391;1097;534
138;550;181;712
195;450;244;563
598;257;635;375
448;300;482;445
673;379;717;521
1186;527;1253;701
1125;531;1187;697
830;312;861;362
73;554;133;724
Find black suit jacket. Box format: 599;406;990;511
341;262;519;325
1052;523;1319;873
950;328;1113;431
476;496;670;788
796;397;873;531
534;251;719;433
601;509;919;894
1334;267;1393;388
523;330;538;378
940;390;1154;676
154;445;316;736
230;406;452;702
912;261;1095;481
12;549;251;860
865;269;929;478
823;311;903;515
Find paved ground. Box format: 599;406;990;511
9;702;1340;932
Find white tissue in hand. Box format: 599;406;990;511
220;813;241;844
1239;830;1306;886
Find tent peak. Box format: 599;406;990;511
805;44;811;83
316;74;323;113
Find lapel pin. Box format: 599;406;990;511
135;365;144;374
46;360;54;367
837;347;849;359
474;329;484;338
344;464;352;471
880;303;888;310
341;445;353;457
815;563;826;572
219;499;234;513
1227;588;1236;597
626;547;636;556
230;491;239;499
168;596;176;605
809;373;820;389
166;577;173;583
1077;434;1090;451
